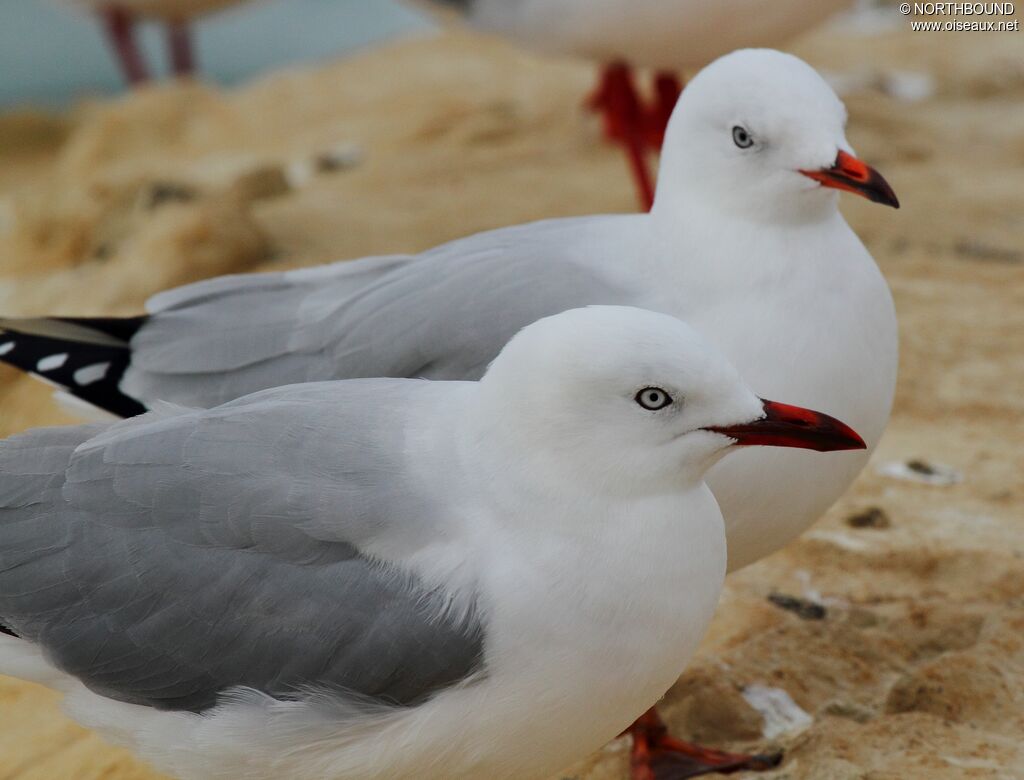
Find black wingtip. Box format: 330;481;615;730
0;317;147;418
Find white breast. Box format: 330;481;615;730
446;486;726;778
655;213;898;571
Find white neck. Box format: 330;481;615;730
652;171;842;229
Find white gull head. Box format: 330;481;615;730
656;49;899;223
475;305;863;497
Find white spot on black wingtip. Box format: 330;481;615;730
73;361;111;386
0;341;13;355
37;353;69;372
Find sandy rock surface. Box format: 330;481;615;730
0;9;1021;780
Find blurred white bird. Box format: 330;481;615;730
417;0;855;208
67;0;250;83
0;306;864;780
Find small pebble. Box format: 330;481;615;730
92;242;113;261
954;240;1022;265
287;143;364;187
846;506;891;529
821;699;874;723
231;165;291;202
143;182;198;209
741;684;814;739
878;459;963;486
315;144;363;173
768;593;827;621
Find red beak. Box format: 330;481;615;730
800;150;899;209
705;399;866;453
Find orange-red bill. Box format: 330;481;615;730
705;399;866;452
800;150;899;208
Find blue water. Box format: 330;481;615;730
0;0;432;108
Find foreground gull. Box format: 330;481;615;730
0;48;899;779
0;307;865;780
66;1;249;83
418;0;854;207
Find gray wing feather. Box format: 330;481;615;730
0;382;484;712
123;218;631;407
134;255;411;374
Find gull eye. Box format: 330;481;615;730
732;125;754;149
635;387;673;411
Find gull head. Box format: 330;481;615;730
477;306;865;495
656;49;899;222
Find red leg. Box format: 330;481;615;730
627;707;782;780
646;72;684;150
101;7;149;85
586;62;656;212
630;716;657;780
166;19;195;77
587;62;643;143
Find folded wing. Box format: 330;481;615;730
0;381;484;713
123;217;630;409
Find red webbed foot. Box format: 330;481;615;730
629;707;782;780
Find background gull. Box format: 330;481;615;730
416;0;856;208
0;306;865;780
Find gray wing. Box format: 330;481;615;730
123;216;634;407
0;381;484;713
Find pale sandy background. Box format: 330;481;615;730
0;7;1022;779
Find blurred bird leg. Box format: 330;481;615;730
166;19;195;77
101;7;149;84
647;72;684;149
587;61;655;211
